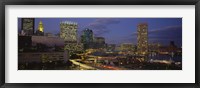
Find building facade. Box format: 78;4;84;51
60;21;82;53
107;44;116;52
137;23;148;55
81;28;94;43
93;37;106;49
60;21;78;42
18;51;69;63
81;28;94;49
18;35;65;52
148;43;160;52
120;43;135;52
21;18;35;36
94;37;105;44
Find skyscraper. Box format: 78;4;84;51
60;21;77;42
21;18;35;36
60;21;79;53
81;28;94;49
36;21;44;36
137;23;148;55
81;28;94;43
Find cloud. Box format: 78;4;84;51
84;18;120;36
128;25;182;46
132;25;182;35
149;25;182;34
148;25;182;39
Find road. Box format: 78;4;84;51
69;59;98;70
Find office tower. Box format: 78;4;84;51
81;28;94;43
36;21;44;36
137;23;148;55
81;28;94;49
21;18;35;36
60;21;79;52
60;21;78;42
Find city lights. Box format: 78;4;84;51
18;18;182;70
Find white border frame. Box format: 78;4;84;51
5;5;195;83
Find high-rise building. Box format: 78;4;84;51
21;18;35;36
81;28;94;43
137;23;148;55
36;21;44;36
60;21;80;53
60;21;77;42
81;28;94;49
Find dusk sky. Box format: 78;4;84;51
18;18;182;47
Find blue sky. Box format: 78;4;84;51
18;18;182;47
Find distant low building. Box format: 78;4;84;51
107;44;116;52
120;43;135;52
45;33;54;37
18;51;69;63
158;41;181;54
93;37;106;49
32;36;64;47
115;45;121;51
64;43;83;53
148;43;160;52
18;35;65;52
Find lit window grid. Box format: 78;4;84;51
137;24;148;54
22;18;34;35
60;23;78;42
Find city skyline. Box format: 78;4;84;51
18;18;182;70
18;18;182;47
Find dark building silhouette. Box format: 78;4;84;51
107;44;116;52
93;37;106;49
18;36;32;52
168;41;178;52
81;28;94;49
